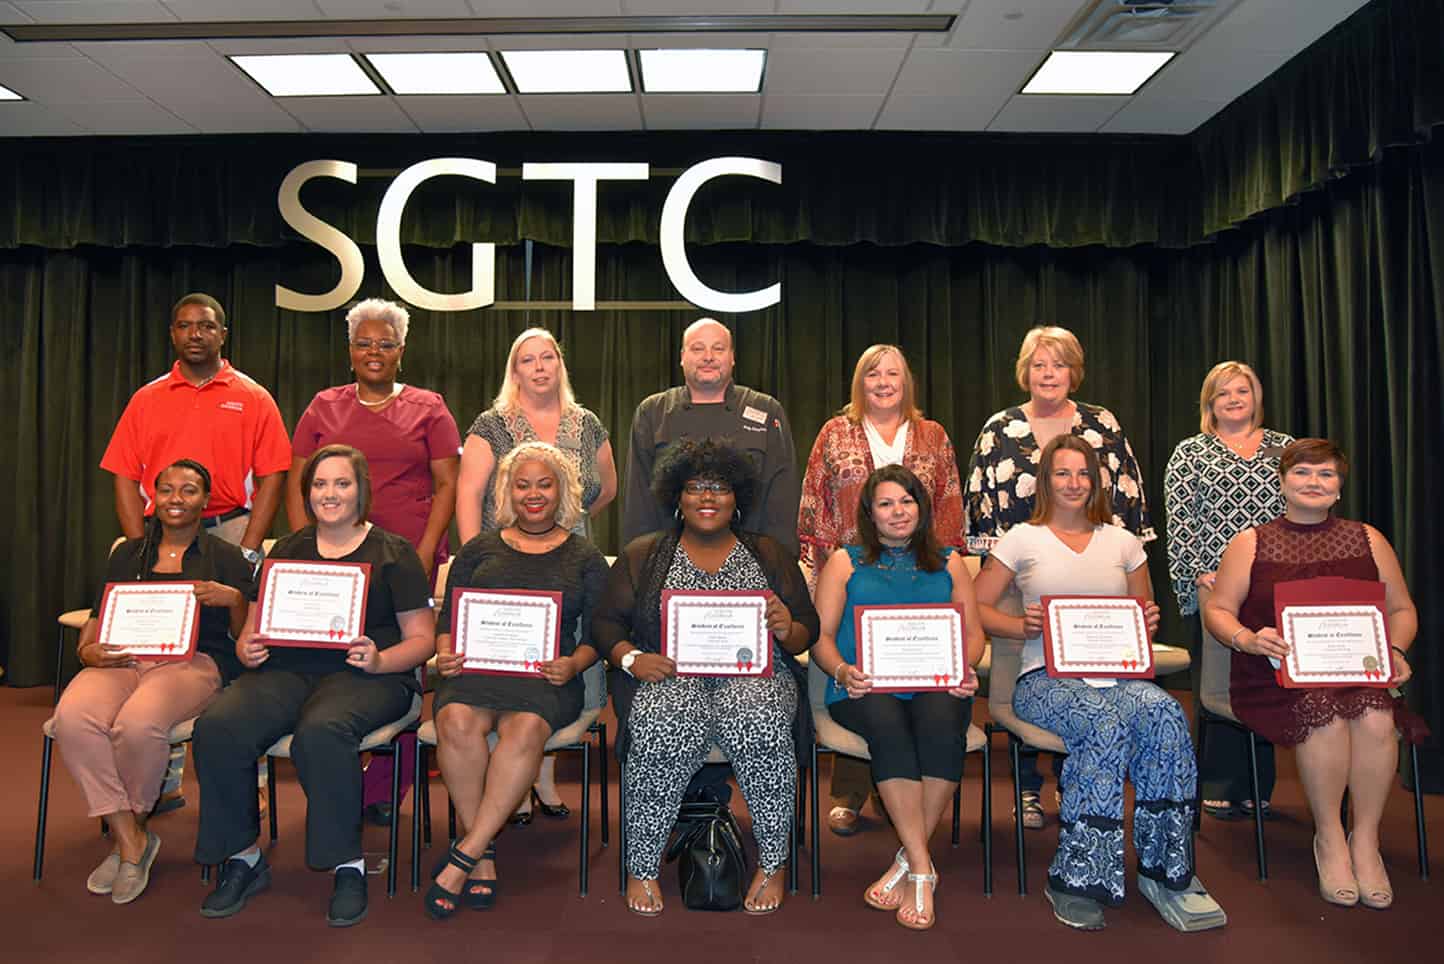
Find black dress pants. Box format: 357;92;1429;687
193;668;414;869
831;692;972;784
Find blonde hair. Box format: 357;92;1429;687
841;344;923;424
1199;361;1265;434
492;328;577;412
1014;325;1085;394
491;441;584;532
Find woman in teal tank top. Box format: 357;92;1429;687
811;465;985;932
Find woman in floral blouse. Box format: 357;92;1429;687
798;344;966;835
965;325;1154;829
1164;361;1291;819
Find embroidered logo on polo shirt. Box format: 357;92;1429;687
218;400;245;413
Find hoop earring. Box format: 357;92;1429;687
733;508;741;524
673;507;682;522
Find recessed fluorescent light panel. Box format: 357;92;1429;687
1021;50;1175;95
0;83;22;101
639;49;765;93
230;54;380;97
365;52;505;95
499;50;631;94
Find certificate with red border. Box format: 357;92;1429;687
854;603;968;692
255;560;370;648
1273;578;1391;689
1042;595;1153;679
450;588;561;677
97;582;200;661
662;590;772;677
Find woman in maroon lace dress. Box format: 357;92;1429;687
1206;439;1423;911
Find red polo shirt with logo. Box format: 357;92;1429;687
101;360;292;517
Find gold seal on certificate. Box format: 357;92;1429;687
255;559;370;648
662;590;772;677
96;582;200;661
1278;605;1391;689
1041;595;1153;679
854;604;968;692
449;588;561;677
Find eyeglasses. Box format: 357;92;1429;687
352;338;401;352
683;479;733;495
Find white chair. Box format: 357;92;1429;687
413;660;608;896
806;658;991;898
262;693;422;898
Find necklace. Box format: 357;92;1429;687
1218;430;1257;454
516;521;559;536
355;382;402;407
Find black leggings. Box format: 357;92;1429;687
830;692;972;784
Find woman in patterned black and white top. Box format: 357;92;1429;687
1164;361;1292;820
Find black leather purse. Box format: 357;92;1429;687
664;801;747;911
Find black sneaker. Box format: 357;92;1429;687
364;802;393;827
200;853;271;919
327;867;368;927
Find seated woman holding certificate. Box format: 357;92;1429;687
593;439;818;917
972;436;1225;933
193;444;435;927
810;464;984;931
424;441;608;919
1205;438;1423;910
53;458;250;905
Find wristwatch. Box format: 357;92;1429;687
620;650;639;677
240;546;262;566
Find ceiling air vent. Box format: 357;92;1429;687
1058;0;1238;50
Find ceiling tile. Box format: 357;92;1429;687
1206;0;1370;53
518;93;642;130
0;35;82;60
347;36;496;52
948;0;1081;51
53;98;196;133
76;39;215;62
767;31;914;50
987;94;1128;132
0;100;86;132
636;32;769;49
0;56;144;100
14;1;177;22
164;97;305;132
1138;45;1282;102
892;47;1036;100
1100;96;1227;135
97;55;271;105
642;93;758;130
161;1;325;18
397;93;529;132
875;93;998;130
281;95;420;132
207;37;353;54
761;93;883;130
764;45;907;95
314;0;472;16
492;35;630;51
775;0;928;11
0;1;30;23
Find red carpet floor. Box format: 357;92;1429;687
3;683;1437;964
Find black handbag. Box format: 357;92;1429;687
664;801;748;911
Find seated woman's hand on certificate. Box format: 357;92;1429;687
630;652;676;684
946;674;979;700
837;664;872;699
79;640;137;669
538;654;581;687
237;634;270;669
764;594;793;641
1234;626;1288;660
1389;648;1412;687
435;637;465;679
346;635;383;673
1022;603;1045;637
192;580;243;609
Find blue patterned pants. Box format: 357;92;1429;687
1013;671;1196;905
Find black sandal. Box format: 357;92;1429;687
424;843;478;920
463;843;498;910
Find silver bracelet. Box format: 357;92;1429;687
833;663;848;685
1229;627;1249;650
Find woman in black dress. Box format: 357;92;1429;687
425;441;609;919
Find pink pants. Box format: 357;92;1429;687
53;655;223;817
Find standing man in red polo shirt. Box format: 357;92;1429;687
102;293;291;558
100;293;291;813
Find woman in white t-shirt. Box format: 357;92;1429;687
973;435;1224;934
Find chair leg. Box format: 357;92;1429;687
597;722;609;847
1193;712;1209;833
411;738;424;893
420;744;432;849
580;740;591;897
796;763;807;842
1011;736;1027;895
951;755;963;847
201;863;211;883
447;799;456;845
787;788;798;896
617;756;627;895
982;738;993;897
386;739;401;898
53;624;65;706
810;742;822;899
1246;729;1267;881
266;756;278;844
1411;742;1430;880
34;735;53;881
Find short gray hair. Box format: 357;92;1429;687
345;298;410;345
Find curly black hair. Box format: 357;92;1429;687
651;438;758;522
